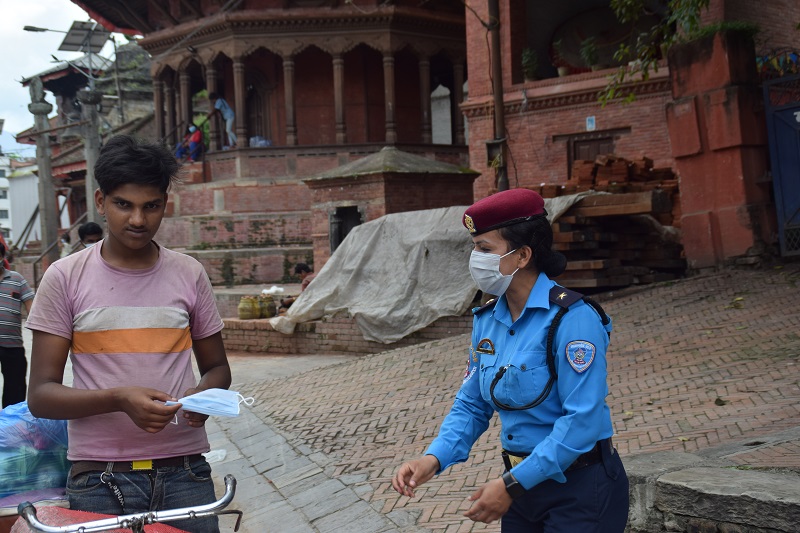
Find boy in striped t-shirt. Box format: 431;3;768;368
0;241;34;407
26;135;232;533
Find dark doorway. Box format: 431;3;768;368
329;206;362;252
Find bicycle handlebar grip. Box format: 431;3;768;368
17;502;37;523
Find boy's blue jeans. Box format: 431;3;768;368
66;456;219;533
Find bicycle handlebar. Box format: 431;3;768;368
17;475;239;533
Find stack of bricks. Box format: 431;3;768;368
552;189;686;290
594;154;630;186
530;154;681;202
571;160;596;190
485;154;686;290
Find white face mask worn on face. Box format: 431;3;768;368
469;248;519;296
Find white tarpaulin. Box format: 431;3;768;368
269;193;599;343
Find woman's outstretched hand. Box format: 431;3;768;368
392;455;440;498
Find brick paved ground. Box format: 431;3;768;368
236;266;800;532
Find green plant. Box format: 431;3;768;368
599;0;719;105
691;20;759;40
521;47;538;80
580;37;599;68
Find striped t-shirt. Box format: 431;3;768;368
0;269;35;348
26;243;224;462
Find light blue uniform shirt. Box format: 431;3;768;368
425;272;614;490
214;98;235;121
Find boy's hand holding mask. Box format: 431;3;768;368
167;388;254;426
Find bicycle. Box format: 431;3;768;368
16;475;242;533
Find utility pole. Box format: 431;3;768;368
28;77;60;268
112;36;125;124
79;88;102;223
24;22;110;224
487;0;509;191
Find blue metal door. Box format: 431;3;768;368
764;75;800;256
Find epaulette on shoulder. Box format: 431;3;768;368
472;298;497;315
549;286;583;309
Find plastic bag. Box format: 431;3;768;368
0;402;69;498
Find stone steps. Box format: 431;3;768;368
160;167;315;286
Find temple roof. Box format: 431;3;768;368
306;146;478;181
21;53;112;86
70;0;144;35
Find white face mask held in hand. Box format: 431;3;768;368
166;388;255;417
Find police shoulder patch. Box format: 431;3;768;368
566;340;595;373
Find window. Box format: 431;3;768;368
0;189;6;199
0;170;6;178
554;128;631;178
0;210;8;218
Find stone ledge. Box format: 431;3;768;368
626;450;800;532
657;467;800;531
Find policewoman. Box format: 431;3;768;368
392;189;629;531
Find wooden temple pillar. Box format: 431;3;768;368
333;54;347;144
419;56;432;143
179;71;191;128
283;56;297;146
153;79;164;142
164;82;176;147
232;56;247;147
383;52;397;143
205;64;220;151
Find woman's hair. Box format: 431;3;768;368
499;216;567;278
95;135;180;194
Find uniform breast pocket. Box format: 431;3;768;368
488;350;551;408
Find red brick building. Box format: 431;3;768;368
465;0;799;268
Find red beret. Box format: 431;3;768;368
463;188;546;235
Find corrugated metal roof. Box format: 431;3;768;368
21;53;112;85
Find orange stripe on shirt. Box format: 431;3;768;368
72;327;192;354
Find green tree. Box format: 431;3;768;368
599;0;711;105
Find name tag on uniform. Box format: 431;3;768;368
476;338;495;355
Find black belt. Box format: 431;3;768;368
502;438;611;473
70;454;205;478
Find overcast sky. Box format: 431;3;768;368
0;0;122;158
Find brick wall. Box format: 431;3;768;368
222;313;473;355
185;246;313;285
727;0;800;50
13;260;36;289
156;212;312;249
467;92;674;198
169;180;311;217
